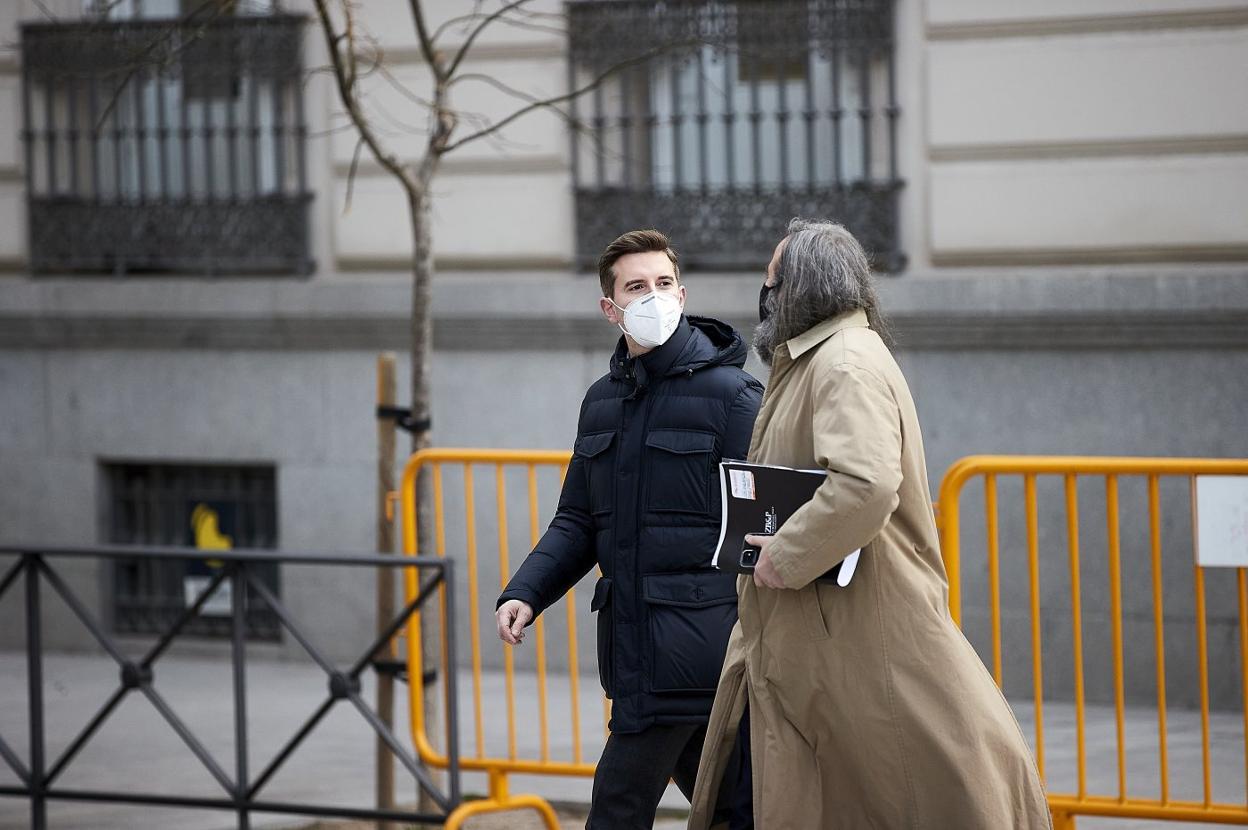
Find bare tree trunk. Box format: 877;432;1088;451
409;175;435;457
306;4;684;819
407;175;444;825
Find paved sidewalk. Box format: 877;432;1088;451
0;651;1244;829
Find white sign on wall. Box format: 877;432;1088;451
1194;476;1248;568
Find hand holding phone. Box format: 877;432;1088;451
739;532;773;571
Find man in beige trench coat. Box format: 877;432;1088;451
686;220;1051;829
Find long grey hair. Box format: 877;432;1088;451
753;218;893;364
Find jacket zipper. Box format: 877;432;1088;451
634;378;653;684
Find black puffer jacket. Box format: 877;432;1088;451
498;315;763;733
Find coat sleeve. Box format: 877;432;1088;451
496;427;598;621
723;378;764;461
767;360;903;589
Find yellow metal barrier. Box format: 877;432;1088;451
938;456;1248;828
401;450;1248;827
400;448;589;829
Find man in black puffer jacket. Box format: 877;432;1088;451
496;229;762;828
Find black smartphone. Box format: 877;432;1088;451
738;532;773;571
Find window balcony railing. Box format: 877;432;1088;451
568;0;904;272
20;14;312;275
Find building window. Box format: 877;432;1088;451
568;0;904;272
105;462;280;640
20;4;312;275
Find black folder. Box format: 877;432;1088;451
712;460;860;586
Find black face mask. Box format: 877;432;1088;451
759;283;777;323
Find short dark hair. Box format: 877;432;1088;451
597;229;681;296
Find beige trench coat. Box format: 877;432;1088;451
687;309;1051;829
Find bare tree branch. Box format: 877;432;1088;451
432;6;566;44
366;92;434;137
375;64;436;111
431;8;489;43
313;0;414;192
442;44;673;155
91;0;236;130
343;135;366;213
449;72;575;125
446;71;619;158
308;119;364;139
31;0;60;21
342;0;361;87
407;0;445;80
445;0;533;79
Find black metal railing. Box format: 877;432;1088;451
568;0;904;272
0;544;459;830
20;14;313;275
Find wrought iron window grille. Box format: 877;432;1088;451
568;0;905;273
20;12;313;275
106;462;280;640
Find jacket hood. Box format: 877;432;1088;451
609;315;749;382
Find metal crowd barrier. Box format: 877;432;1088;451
937;456;1248;828
401;448;594;829
0;543;459;830
397;450;1248;828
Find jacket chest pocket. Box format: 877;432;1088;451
575;431;616;516
644;429;716;515
643;572;738;693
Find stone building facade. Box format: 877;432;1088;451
1;0;1246;707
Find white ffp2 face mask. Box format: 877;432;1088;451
612;291;682;349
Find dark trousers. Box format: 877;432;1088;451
585;720;749;829
586;722;709;829
726;705;754;829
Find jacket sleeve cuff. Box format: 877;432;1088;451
767;537;811;590
496;588;544;623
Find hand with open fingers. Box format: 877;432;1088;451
746;534;787;589
496;599;534;645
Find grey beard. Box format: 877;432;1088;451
752;316;778;365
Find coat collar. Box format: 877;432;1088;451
785;308;870;360
610;316;696;394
